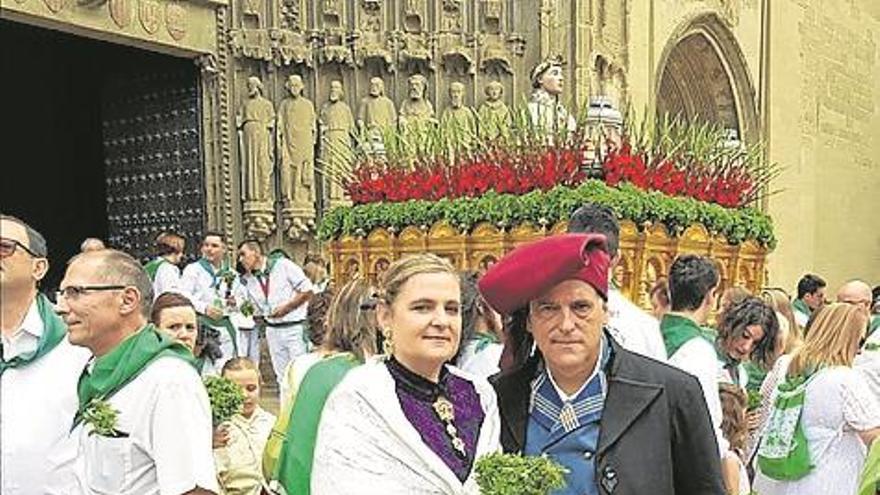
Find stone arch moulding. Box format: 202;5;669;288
653;12;759;144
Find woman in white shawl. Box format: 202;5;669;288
311;254;501;494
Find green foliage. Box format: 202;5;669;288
475;453;568;495
83;398;122;437
317;179;776;248
204;375;245;425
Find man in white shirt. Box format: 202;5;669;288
144;231;186;300
568;204;667;361
659;254;738;490
0;214;92;495
56;249;218;495
237;240;313;389
181;232;245;373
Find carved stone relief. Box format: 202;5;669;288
399;73;436;130
277;74;317;239
477;80;510;139
320;80;356;207
238;76;277;240
441;81;476;148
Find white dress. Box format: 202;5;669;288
753;364;880;495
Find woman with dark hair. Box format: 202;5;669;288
715;296;780;389
456;272;504;378
150;292;221;372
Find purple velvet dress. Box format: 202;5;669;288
385;358;485;482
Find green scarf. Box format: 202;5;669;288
252;252;283;279
143;257;168;281
757;369;817;481
73;325;195;428
0;293;67;375
660;314;707;358
472;332;500;353
792;298;811;318
858;437;880;495
274;353;359;495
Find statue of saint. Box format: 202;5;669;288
357;77;397;139
320;80;356;205
277;75;317;208
238;76;275;204
527;59;577;137
399;74;435;131
477;80;510;139
440;82;476;148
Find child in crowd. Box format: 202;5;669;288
214;358;276;495
719;383;751;495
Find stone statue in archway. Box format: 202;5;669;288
320;80;356;207
528;58;577;137
477;80;510;139
357;77;397;138
238;76;276;239
441;82;476;148
277;74;317;238
399;73;435;131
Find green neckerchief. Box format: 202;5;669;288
757;368;817;481
714;340;743;387
858;436;880;495
275;353;360;495
73;325;195;429
0;293;67;375
660;313;708;358
253;252;283;279
792;298;811;318
472;331;500;353
143;257;168;281
745;361;768;394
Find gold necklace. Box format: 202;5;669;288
432;395;468;459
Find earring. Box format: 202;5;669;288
382;327;394;355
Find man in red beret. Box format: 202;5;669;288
481;233;724;495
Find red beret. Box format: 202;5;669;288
478;233;611;315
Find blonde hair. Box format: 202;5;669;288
379;253;458;305
761;288;801;354
303;256;328;286
324;278;380;361
222;357;259;375
787;303;867;378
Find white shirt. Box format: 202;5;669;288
668;337;729;457
152;260;182;300
793;307;809;328
546;337;606;402
213;408;276;495
180;260;246;316
1;298;92;495
457;340;503;380
240;257;314;324
75;356;219;495
855;333;880;400
607;289;667;362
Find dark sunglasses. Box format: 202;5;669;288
0;237;41;258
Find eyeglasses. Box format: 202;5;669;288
0;237;40;258
56;285;127;301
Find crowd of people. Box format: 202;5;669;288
1;207;879;495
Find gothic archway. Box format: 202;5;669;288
655;14;759;142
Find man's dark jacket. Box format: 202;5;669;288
492;336;725;495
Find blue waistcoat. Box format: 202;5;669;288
524;341;611;495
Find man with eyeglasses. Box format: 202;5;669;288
56;249;218;495
0;214;91;495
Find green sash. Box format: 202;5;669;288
660;314;707;358
0;293;67;375
143;257;168;282
274;353;359;495
199;315;239;357
757;370;816;481
73;325;195;428
858;437;880;495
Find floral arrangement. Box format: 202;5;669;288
204;375;245;425
82;398;124;437
475;452;567;495
318;180;776;247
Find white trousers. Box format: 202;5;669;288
265;323;307;389
236;327;261;368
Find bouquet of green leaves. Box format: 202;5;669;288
475;452;567;495
82;398;123;437
204;375;245;425
747;389;763;411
